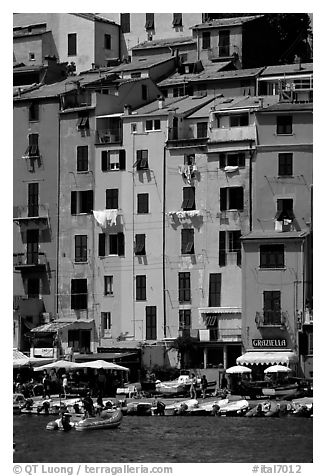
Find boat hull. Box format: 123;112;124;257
75;410;122;431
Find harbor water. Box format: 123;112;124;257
13;414;313;463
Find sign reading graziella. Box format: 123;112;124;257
252;339;287;348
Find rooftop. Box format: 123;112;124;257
260;102;313;112
132;36;196;50
71;13;117;25
188;95;279;118
191;15;264;29
129;94;218;117
260;62;313;77
109;55;175;73
158;66;264;87
241;230;309;240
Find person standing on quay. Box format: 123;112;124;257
200;375;208;399
189;373;197;399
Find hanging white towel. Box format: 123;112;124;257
105;209;118;226
93;210;108;228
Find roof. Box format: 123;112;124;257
241;230;309;240
158;66;264;87
13;64;46;73
260;102;313;113
109;55;175;72
132;36;196;50
71;13;117;26
30;320;94;333
191;15;264;29
188;95;279;118
261;62;313;77
130;94;217;117
13;77;78;100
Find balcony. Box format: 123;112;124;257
13;205;49;226
13;252;47;271
167;126;208;148
209;125;256;143
255;311;287;328
60;91;92;111
96;128;122;144
198;328;241;342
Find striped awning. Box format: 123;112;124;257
236;351;298;366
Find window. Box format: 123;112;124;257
220;187;244;211
173;13;183;27
197;122;207;138
219;230;241;266
131;72;141;79
134;150;149;170
101;312;112;334
181;228;194;254
145;13;155;31
104;34;111;50
135;234;146;255
277;115;292;135
184;154;195;165
146;306;157;340
179;272;191;302
131;123;137;133
209;273;221;307
75;235;87;263
179;310;191;333
278;153;293;176
142;84;148;101
219;152;245;168
71;190;93;214
137;193;149;214
307;331;313;355
230;113;249;127
77;146;88;172
101;150;126;171
68;33;77;56
24;134;40;158
68;329;90;353
145;119;161;131
29;103;39;121
136;275;146;300
104;276;113;295
275;199;294;221
26;229;39;265
28;182;39;217
182;187;196;211
98;232;124;256
77;113;89;130
71;279;87;310
106;189;119;209
260;245;284;268
121;13;130;33
219;30;230;56
202;31;211;49
263;290;281;325
29;52;35;61
27;278;39;299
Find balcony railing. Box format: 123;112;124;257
60;92;92;110
96;128;122;144
13;204;49;225
208;46;232;61
13;252;47;271
209;125;256;143
198;328;242;342
255;311;287;328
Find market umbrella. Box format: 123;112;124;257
264;364;292;374
75;360;129;371
226;365;252;374
33;360;81;372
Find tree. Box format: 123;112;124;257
168;335;199;369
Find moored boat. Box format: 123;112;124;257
75;409;123;431
220;399;249;416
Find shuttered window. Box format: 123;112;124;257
181;229;194;254
106;189;119;209
219;231;226;267
182;187;195;210
98;233;106;257
137;193;149;214
121;13;130;33
145;13;154;30
136;275;146;301
209;273;221;307
68;33;77;56
178;272;191;302
75;235;87;262
146;306;157;340
71;279;87;310
135;234;146;255
77;146;88;172
173;13;182;27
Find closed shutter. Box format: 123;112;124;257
220;188;227;211
209;273;221;307
71;191;77;214
220;153;226;169
119;150;126;170
219;231;226;267
102;151;109;171
117;232;125;256
86;190;93;213
182;187;195;210
99;233;106;257
238;152;245;167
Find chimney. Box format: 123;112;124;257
258;97;264;109
124;104;132;115
158;95;165;109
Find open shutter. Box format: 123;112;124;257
98;233;106;257
220;188;227;211
86;190;93;213
71;191;77;214
219;153;226;169
119;150;126;170
182;187;195;210
173;13;182;27
238;152;245;167
234;187;244;210
102;151;109;171
117;232;125;256
219;231;226;266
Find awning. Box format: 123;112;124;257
74;352;137;361
30;320;94;333
236;351;298;366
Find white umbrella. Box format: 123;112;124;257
75;360;129;371
33;360;81;372
226;365;252;374
264;364;292;374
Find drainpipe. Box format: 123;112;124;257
162;145;167;338
56;101;61;317
249;141;253;231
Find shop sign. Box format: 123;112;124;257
252;339;287;348
34;347;54;357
